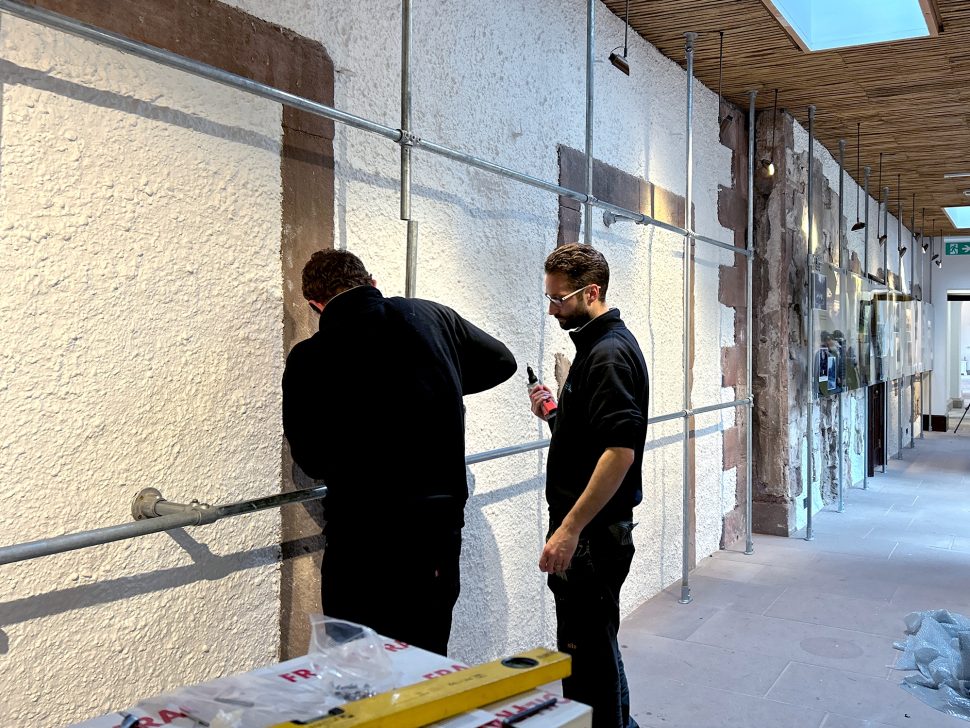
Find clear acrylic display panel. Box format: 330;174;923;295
923;302;934;371
811;261;846;399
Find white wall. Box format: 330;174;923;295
0;13;284;726
226;0;735;661
930;252;970;414
1;0;738;723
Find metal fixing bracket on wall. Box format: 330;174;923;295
131;487;214;524
397;129;420;147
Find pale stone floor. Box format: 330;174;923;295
620;424;970;728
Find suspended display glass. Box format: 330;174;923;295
900;295;915;377
873;289;897;383
811;259;846;398
844;272;869;390
923;302;934;372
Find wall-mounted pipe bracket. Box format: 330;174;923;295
398;129;420;147
131;487;214;525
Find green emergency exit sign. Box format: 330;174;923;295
946;242;970;255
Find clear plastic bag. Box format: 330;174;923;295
125;616;399;728
307;615;399;701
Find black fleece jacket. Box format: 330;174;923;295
282;286;516;530
546;309;649;530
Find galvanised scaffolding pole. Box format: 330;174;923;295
679;31;697;604
882;185;889;474
862;165;870;489
805;105;816;542
836;139;845;513
584;0;594;246
401;0;418;297
745;90;755;556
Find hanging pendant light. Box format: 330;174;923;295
609;0;631;74
761;89;777;176
897;176;906;257
851;122;865;231
920;208;929;252
877;153;887;243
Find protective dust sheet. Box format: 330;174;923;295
892;609;970;721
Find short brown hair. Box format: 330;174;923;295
302;249;371;303
544;244;609;301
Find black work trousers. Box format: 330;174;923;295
548;521;638;728
320;523;462;656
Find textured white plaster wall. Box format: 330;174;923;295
931;260;970;412
227;0;734;663
0;16;283;726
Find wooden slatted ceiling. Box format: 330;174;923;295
601;0;970;233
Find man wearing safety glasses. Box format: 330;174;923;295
528;243;648;728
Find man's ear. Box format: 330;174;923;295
308;300;325;314
370;277;377;288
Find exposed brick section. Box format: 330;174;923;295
558;145;693;244
722;426;741;470
715;100;750;549
719;258;746;309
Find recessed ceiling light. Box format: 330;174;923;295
944;173;970;179
963;190;970;197
761;0;936;52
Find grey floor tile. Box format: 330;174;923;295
765;661;964;727
667;573;788;614
763;587;912;639
622;591;719;641
629;673;827;728
686;610;898;678
692;555;768;582
819;713;896;728
750;563;900;603
620;631;790;697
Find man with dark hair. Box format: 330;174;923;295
528;243;647;728
283;248;516;655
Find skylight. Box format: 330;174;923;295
762;0;934;52
943;207;970;230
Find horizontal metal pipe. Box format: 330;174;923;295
464;439;550;465
1;391;758;564
0;0;401;142
691;398;750;417
0;0;746;260
648;410;689;425
0;486;328;566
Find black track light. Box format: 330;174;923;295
851;122;865;230
922;240;930;253
898;246;907;257
935;258;943;268
609;52;630;75
609;0;631;75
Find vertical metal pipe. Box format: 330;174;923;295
928;235;933;431
863;165;870;489
679;32;697;603
836;139;845;511
400;0;412;222
745;90;756;555
910;199;916;449
401;0;418;298
838;140;846;268
583;0;595;246
897;183;903;459
882;186;889;473
805;105;816;541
